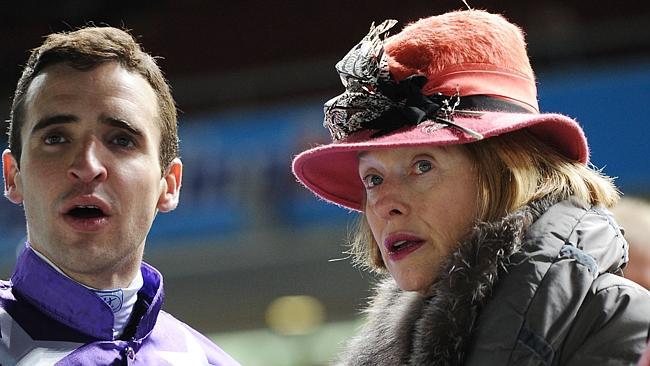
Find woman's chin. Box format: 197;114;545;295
394;274;436;295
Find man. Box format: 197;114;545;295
611;196;650;290
611;197;650;366
0;27;239;365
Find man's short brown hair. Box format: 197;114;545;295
7;26;178;172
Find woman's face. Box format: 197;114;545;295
359;145;478;294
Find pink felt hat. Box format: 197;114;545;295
292;10;589;212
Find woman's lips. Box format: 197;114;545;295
384;234;426;261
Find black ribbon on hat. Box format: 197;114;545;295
363;75;533;139
365;75;450;137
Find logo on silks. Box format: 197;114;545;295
96;289;124;313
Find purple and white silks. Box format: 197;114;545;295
0;245;239;365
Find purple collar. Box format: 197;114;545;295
11;244;165;341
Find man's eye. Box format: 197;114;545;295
112;136;135;148
43;134;67;145
363;174;383;188
415;160;432;174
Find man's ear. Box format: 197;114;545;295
157;158;182;213
2;149;23;204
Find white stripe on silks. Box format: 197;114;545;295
1;307;82;366
155;325;211;365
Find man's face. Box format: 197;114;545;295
2;62;182;288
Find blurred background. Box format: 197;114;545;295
0;1;649;364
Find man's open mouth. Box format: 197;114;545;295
66;205;106;219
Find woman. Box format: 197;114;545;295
292;10;650;365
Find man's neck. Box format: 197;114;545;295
30;247;139;290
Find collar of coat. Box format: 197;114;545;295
336;196;625;365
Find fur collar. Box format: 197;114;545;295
336;198;557;366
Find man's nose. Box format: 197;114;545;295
67;139;108;183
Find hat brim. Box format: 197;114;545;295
292;111;589;211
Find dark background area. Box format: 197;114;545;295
2;1;650;116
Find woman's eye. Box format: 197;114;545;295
112;135;135;148
43;134;67;145
415;160;432;174
363;174;383;188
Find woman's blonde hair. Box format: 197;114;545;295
349;130;620;272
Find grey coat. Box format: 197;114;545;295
336;197;650;365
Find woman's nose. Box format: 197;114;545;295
67;140;108;183
367;181;410;219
